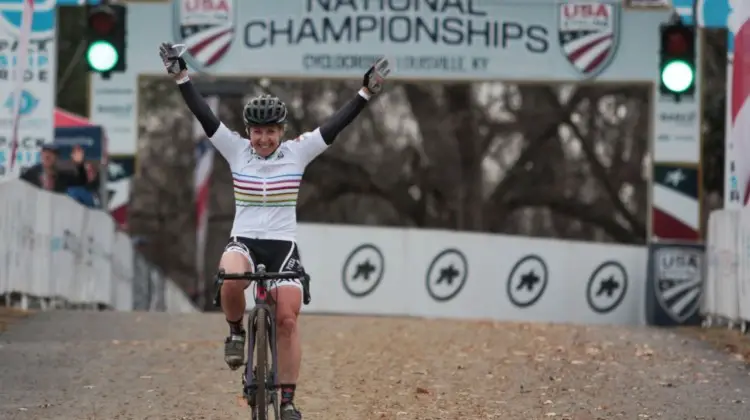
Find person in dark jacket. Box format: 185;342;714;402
66;161;102;208
20;144;87;193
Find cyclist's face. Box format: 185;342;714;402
247;124;283;157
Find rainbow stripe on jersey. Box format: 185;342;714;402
232;173;302;207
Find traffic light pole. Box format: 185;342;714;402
650;11;703;241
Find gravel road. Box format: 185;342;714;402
1;311;749;420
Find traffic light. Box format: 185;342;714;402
85;4;127;77
659;21;696;99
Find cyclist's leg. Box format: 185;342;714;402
265;240;304;419
220;237;254;370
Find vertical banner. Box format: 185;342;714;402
728;1;750;207
0;0;56;179
194;96;218;307
9;0;33;172
651;37;702;240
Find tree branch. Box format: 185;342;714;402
503;193;641;243
564;118;645;235
303;154;419;221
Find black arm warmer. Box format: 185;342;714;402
319;94;368;145
178;80;220;137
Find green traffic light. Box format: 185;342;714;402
661;60;694;93
87;40;118;72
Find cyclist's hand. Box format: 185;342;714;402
363;57;391;96
158;42;187;76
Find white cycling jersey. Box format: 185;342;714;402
209;122;328;241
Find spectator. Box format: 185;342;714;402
66;161;102;208
20;144;87;193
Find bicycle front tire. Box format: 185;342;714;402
253;307;270;420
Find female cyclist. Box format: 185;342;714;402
159;42;389;420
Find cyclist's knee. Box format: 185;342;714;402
220;252;251;291
275;290;301;337
276;314;297;337
221;250;250;271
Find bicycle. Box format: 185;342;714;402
213;264;311;420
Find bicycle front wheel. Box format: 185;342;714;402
252;307;272;420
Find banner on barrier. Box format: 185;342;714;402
238;224;652;325
705;208;750;324
0;179;197;313
646;242;704;326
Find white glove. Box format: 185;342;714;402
158;42;188;75
363;57;391;95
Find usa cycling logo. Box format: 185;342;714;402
558;2;620;79
173;0;236;70
0;0;56;41
4;89;39;116
654;247;703;323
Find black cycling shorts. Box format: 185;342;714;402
224;236;303;277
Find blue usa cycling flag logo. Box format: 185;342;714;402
558;2;620;78
172;0;236;70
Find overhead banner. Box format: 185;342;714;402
90;0;671;154
0;0;56;179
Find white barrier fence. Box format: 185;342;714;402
705;209;750;329
0;179;197;313
290;223;649;325
6;172;733;326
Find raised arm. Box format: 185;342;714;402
177;74;220;137
159;42;245;162
289;58;392;167
318;92;369;145
159;43;219;137
319;58;391;145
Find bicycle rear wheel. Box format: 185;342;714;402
252;307;275;420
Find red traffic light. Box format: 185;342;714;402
88;6;117;36
666;32;688;54
661;24;694;56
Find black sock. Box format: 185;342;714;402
227;317;244;335
280;384;296;405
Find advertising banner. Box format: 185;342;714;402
0;0;56;179
54;125;108;209
54;125;104;162
625;0;671;8
90;0;672;154
645;242;705;326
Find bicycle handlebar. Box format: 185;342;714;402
213;264;311;308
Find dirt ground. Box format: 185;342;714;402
1;311;750;420
0;308;31;332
